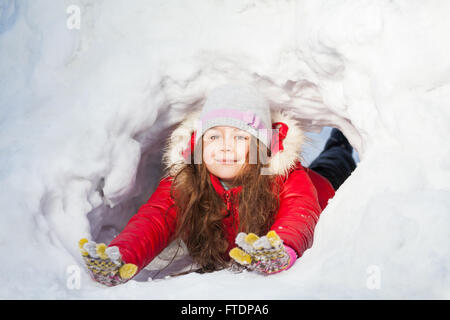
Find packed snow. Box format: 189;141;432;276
0;0;449;299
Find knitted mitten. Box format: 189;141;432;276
78;238;138;287
229;230;297;275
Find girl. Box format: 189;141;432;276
79;83;356;286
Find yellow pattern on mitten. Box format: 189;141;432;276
96;243;108;260
78;238;89;256
244;233;259;246
119;264;138;279
267;230;282;247
229;247;252;265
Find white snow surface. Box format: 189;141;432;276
0;0;449;299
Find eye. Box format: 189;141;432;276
210;135;220;140
236;136;249;140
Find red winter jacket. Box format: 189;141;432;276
108;110;335;273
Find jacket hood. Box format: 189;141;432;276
162;108;305;177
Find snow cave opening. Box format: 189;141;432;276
86;103;360;281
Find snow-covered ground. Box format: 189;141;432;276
0;0;449;299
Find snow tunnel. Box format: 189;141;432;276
1;1;449;299
85;82;361;281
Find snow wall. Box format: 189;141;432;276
0;0;449;299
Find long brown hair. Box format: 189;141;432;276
166;135;282;273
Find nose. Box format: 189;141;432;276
221;135;234;152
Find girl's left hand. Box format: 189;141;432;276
229;230;297;275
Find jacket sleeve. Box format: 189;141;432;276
108;176;178;272
270;163;322;258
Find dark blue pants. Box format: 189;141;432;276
308;130;357;190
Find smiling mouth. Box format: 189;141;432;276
216;160;238;165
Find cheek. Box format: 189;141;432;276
203;144;216;164
235;142;249;159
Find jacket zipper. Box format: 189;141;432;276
224;191;232;212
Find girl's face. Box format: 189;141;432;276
202;126;251;184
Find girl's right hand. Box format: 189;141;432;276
78;238;138;287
